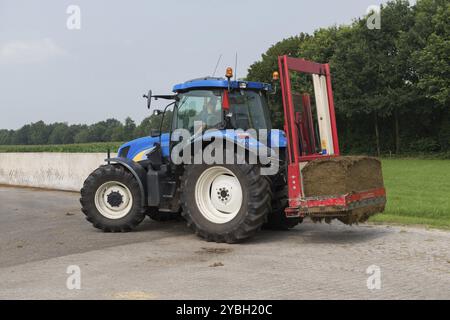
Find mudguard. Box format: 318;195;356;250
176;129;286;168
106;157;147;207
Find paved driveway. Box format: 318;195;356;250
0;186;449;299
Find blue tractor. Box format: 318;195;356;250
80;67;298;243
80;57;386;243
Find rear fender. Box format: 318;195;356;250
176;130;282;174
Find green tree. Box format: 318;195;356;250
11;125;30;145
74;126;90;143
48;123;70;145
123;117;136;140
110;126;124;141
299;26;340;62
408;0;449;106
247;34;310;128
332;0;416;154
0;129;12;145
28;121;52;145
65;124;84;144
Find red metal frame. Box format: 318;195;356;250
279;56;303;201
278;56;340;161
286;187;386;217
278;55;341;203
299;188;386;212
278;55;385;216
301;93;316;155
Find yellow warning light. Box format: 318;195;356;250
226;67;233;78
272;71;280;81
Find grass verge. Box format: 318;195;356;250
369;159;450;230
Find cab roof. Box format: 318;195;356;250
172;77;271;93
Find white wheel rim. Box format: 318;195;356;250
195;167;243;224
94;181;133;219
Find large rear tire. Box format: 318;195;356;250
265;184;302;230
80;164;145;232
180;164;271;243
264;166;302;230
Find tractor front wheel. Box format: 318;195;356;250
180;164;271;243
80;164;145;232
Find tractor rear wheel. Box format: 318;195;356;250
180;164;271;243
80;164;145;232
265;184;302;230
264;167;302;230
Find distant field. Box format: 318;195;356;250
0;142;123;153
370;159;450;230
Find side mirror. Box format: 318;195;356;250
153;109;162;116
150;129;161;137
143;90;152;109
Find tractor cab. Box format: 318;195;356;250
172;77;272;133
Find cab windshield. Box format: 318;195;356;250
174;89;271;132
174;90;222;133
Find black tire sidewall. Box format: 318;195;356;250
81;165;144;230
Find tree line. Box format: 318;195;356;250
0;115;167;145
247;0;449;155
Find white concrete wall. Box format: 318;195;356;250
0;153;116;191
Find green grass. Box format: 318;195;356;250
0;142;123;153
369;159;450;229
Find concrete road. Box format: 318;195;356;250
0;186;449;300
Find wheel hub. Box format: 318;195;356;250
94;181;133;220
107;191;124;207
217;188;230;203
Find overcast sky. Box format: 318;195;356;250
0;0;406;129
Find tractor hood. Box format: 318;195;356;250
117;133;171;162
